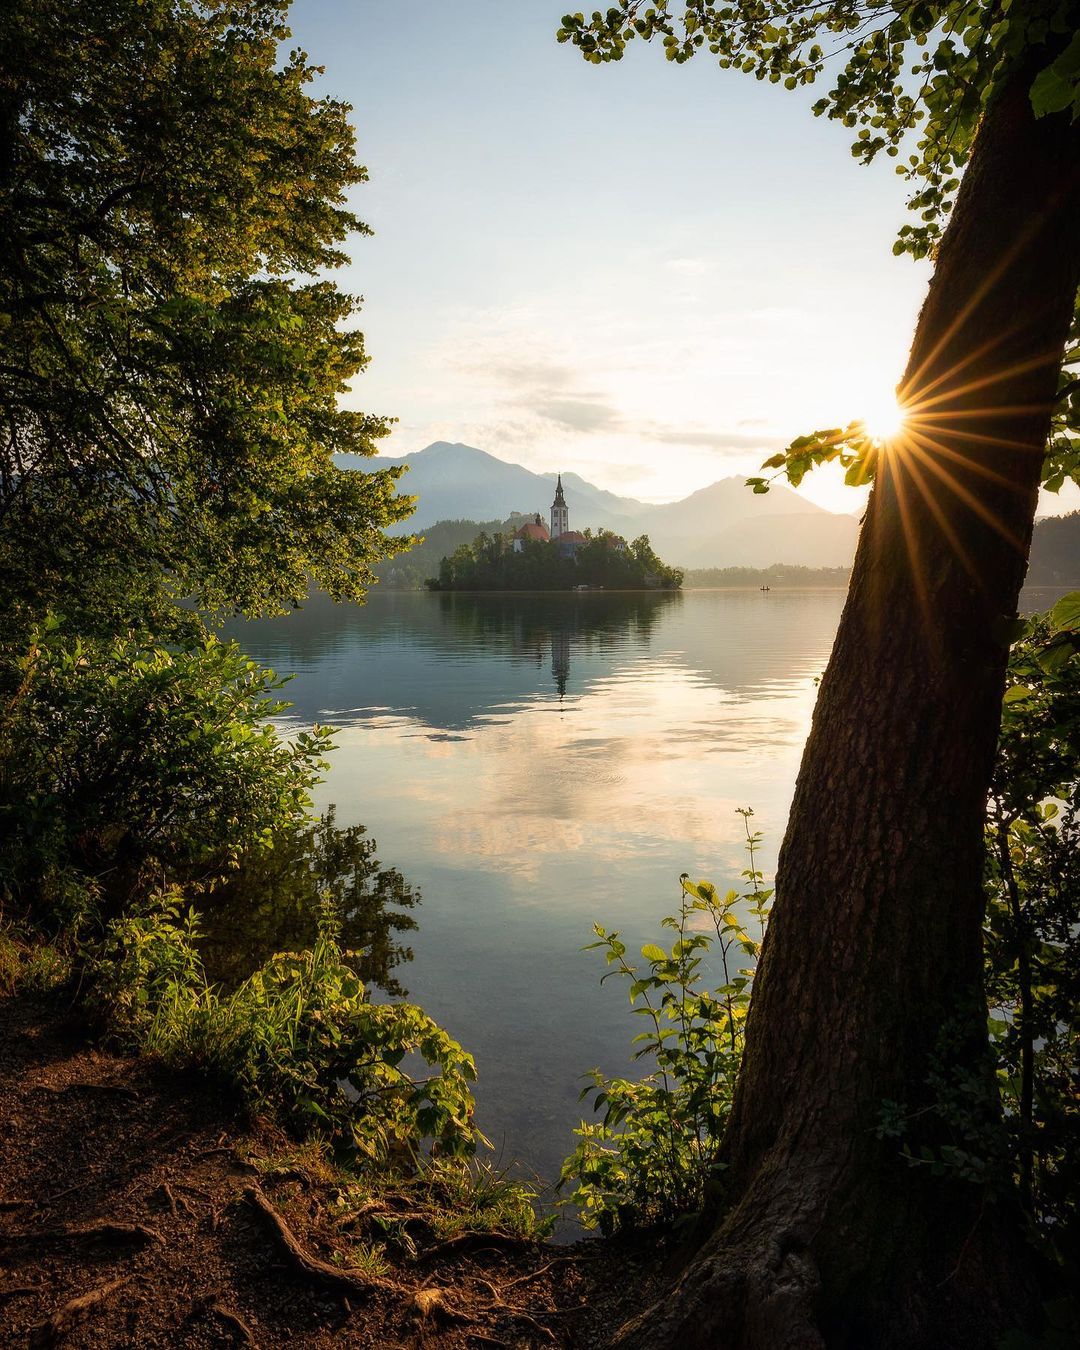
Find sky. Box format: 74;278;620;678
289;1;1078;516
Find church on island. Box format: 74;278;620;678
511;474;625;556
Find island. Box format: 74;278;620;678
426;474;684;591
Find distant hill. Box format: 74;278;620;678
373;514;533;590
340;441;860;570
1027;510;1080;585
684;563;851;589
373;503;1079;591
338;442;643;538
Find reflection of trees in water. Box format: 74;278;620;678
436;591;684;695
196;808;419;994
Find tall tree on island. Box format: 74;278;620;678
562;4;1080;1346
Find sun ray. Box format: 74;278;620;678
899;430;1021;491
885;447;936;639
909;419;1047;455
903;217;1044;399
903;432;1025;549
897;450;983;587
906;347;1066;416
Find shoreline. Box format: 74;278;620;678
0;990;660;1347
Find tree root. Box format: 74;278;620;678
411;1286;474;1324
157;1181;196;1219
413;1230;537;1265
410;1286;560;1343
28;1275;130;1348
244;1185;392;1299
499;1256;577;1293
202;1294;258;1345
1;1218;164;1248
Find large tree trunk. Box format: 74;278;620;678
616;60;1080;1350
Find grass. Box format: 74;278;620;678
0;924;71;997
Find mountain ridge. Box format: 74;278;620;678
337;440;860;568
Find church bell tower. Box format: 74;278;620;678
550;473;568;539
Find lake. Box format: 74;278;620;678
225;584;1065;1204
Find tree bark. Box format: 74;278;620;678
617;57;1080;1350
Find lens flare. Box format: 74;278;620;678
862;391;907;443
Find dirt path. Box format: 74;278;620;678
0;996;657;1348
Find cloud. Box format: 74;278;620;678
476;357;580;391
450;339;626;436
529;397;623;434
643;424;785;453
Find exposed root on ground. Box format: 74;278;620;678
27;1275;130;1348
1;992;662;1346
244;1184;391;1299
2;1218;165;1248
202;1293;258;1345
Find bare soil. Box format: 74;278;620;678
0;995;661;1348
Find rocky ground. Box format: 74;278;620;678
0;996;661;1348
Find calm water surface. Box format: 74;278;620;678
228;585;1063;1196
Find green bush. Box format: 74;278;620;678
985;594;1080;1264
0;623;330;913
0;924;72;996
92;897;482;1165
561;810;771;1233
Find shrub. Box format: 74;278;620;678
985;594;1080;1264
0;924;72;997
0;623;330;913
91;897;482;1164
561;809;771;1233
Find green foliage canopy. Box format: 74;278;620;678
0;0;413;629
431;529;684;591
0;625;331;914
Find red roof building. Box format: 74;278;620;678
512;514;550;552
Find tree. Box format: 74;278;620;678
561;5;1080;1346
0;0;412;636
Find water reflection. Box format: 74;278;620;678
198;809;419;994
224;590;850;1192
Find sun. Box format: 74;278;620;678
861;391;907;443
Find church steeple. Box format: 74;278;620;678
550;473;569;539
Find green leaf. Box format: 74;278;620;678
1049;591;1080;633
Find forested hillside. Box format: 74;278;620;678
373;515;532;589
1027;510;1080;584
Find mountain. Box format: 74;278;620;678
337;440;860;569
537;470;650;521
338;442;641;538
637;478;859;568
